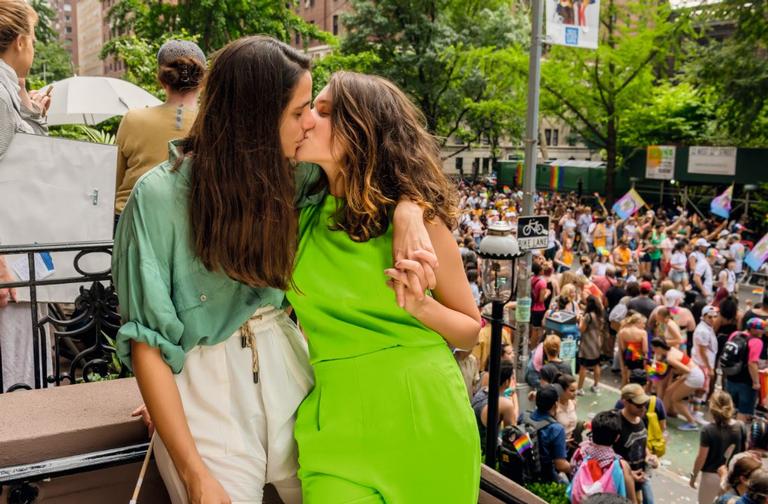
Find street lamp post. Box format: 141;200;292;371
477;222;522;468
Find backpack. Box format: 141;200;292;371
646;395;666;457
498;411;555;485
567;455;627;504
720;331;749;377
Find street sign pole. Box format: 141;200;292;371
515;0;544;386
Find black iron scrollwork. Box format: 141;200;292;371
0;241;124;393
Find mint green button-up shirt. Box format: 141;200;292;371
113;141;323;373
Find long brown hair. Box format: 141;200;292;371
326;71;457;241
182;36;310;290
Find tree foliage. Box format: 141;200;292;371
540;0;689;200
685;0;768;146
339;0;530;154
621;82;713;148
27;0;73;88
106;0;332;55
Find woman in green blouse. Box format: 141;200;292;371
113;38;434;504
288;71;481;503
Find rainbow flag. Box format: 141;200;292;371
612;189;646;220
512;432;533;455
502;185;512;194
515;162;524;187
549;165;562;191
646;360;668;382
746;233;768;271
623;345;644;363
710;185;733;219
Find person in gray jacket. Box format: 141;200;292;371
0;0;52;391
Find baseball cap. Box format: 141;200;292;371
695;238;709;248
640;281;653;293
621;383;650;406
702;305;719;317
663;289;684;306
536;384;562;412
747;318;767;332
707;248;719;258
540;363;563;385
719;230;729;237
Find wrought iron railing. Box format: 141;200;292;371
0;241;124;394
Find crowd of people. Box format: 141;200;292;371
456;182;768;504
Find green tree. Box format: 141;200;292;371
621;82;714;148
27;0;74;88
339;0;529;148
106;0;332;55
540;0;688;201
685;0;768;146
30;0;57;44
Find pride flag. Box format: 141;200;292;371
646;360;668;382
549;165;563;191
710;185;733;219
512;432;533;455
515;162;524;187
612;189;646;220
746;233;768;271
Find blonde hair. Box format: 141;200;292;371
543;334;561;359
659;280;675;296
0;0;36;53
710;390;735;427
560;270;577;290
621;312;647;329
561;284;577;301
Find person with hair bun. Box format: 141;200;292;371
113;40;206;228
690;390;746;504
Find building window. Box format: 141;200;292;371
332;15;338;35
545;128;552;146
455;157;463;173
295;32;301;45
63;3;71;11
65;26;72;33
552;129;559;146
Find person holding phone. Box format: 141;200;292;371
0;0;53;391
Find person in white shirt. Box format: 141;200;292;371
728;234;746;276
692;306;719;410
694;249;717;299
670;241;689;289
718;258;737;295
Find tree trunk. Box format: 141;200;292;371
606;116;617;204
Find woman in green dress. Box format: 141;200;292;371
288;71;482;503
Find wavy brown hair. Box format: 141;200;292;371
181;36;310;290
326;71;458;241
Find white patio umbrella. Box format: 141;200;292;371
40;76;163;126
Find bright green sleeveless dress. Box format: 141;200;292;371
287;195;480;504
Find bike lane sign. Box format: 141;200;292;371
517;216;550;251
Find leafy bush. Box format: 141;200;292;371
526;481;569;504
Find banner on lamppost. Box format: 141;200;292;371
646;145;676;180
545;0;600;50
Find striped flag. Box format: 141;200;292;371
549;165;562;191
710;185;733;219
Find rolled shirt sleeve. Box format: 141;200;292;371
113;182;186;374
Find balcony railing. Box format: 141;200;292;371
0;241;123;394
